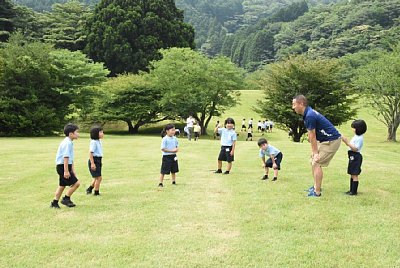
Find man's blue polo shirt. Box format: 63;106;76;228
303;106;341;142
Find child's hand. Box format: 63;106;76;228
64;171;70;179
172;148;178;153
230;151;234;156
91;163;96;171
341;136;349;145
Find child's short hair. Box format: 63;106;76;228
64;123;79;136
225;118;235;125
90;126;103;140
257;138;268;147
351;120;367;135
161;124;175;137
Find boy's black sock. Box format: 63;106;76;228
94;190;100;195
350;178;353;192
351;181;359;195
64;195;70;200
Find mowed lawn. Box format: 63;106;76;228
1;91;399;267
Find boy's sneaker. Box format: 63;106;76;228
61;197;76;207
261;175;268;180
214;169;222;174
272;177;277;181
158;183;163;187
172;181;176;185
86;187;93;195
307;191;321;197
223;171;230;174
50;202;60;209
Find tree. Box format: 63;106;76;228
42;0;91;51
85;0;195;76
150;47;244;134
96;74;168;134
0;34;108;136
354;46;400;141
255;55;355;142
0;0;16;42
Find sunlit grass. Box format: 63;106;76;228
0;91;399;267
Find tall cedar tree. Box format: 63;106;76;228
85;0;195;76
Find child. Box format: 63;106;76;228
241;119;246;131
159;124;179;187
194;122;201;141
258;138;283;181
50;123;81;208
86;126;104;196
213;120;221;139
246;127;253;141
257;120;262;132
341;120;367;195
214;118;237;174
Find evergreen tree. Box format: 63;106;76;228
85;0;195;76
0;0;16;42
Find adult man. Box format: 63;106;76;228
292;95;341;197
186;115;195;141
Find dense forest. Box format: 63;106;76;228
11;0;400;71
2;0;400;139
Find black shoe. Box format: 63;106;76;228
348;192;357;196
50;202;60;209
61;197;76;207
158;183;163;187
214;169;222;174
94;192;100;196
86;187;93;195
223;171;230;174
172;181;176;185
345;191;352;195
261;175;268;180
272;177;277;181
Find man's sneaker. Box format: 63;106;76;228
223;171;230;174
214;169;222;174
261;175;268;180
158;183;163;187
50;202;60;209
172;181;176;185
305;186;323;192
307;191;321;197
61;198;76;207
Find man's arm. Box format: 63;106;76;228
308;129;319;163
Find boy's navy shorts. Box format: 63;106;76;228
265;152;283;170
56;164;78;186
88;157;102;177
161;154;179;175
218;146;234;163
347;151;362;175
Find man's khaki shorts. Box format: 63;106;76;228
311;138;341;167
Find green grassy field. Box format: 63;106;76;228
1;91;399;267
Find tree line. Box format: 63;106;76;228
1;0;399;141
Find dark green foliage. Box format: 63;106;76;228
275;0;400;60
0;34;108;136
0;0;16;42
255;56;355;142
85;0;195;76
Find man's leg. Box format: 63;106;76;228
313;164;323;195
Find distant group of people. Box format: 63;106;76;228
50;94;367;208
